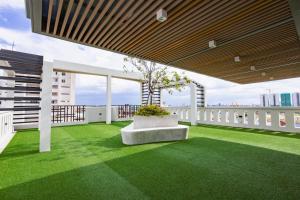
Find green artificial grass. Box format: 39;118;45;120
0;122;300;200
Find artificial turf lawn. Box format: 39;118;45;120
0;121;299;200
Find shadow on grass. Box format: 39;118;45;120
0;149;39;160
197;124;300;139
1;138;299;200
110;121;132;128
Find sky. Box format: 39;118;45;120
0;0;299;106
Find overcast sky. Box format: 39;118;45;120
0;1;299;106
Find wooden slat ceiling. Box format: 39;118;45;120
33;0;300;84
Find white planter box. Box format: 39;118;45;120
133;115;178;129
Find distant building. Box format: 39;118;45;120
260;92;300;107
52;71;76;105
280;93;292;107
292;93;300;107
0;66;14;109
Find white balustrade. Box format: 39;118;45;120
166;106;300;133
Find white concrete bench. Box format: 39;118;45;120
121;123;189;145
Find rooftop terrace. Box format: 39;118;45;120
1;122;299;199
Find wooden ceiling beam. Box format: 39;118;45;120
53;0;64;35
97;0;145;46
186;26;297;71
147;1;289;61
133;0;251;56
46;0;54;33
167;18;294;66
101;0;157;48
83;0;114;43
105;0;168;49
65;0;83;38
112;0;185;51
75;0;104;41
60;0;74;37
71;0;94;40
138;0;284;60
90;0;126;45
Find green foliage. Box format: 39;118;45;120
135;105;170;116
123;56;191;104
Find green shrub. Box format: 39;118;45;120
135;105;170;116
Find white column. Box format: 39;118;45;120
39;61;53;152
140;82;143;105
106;75;112;124
190;82;197;125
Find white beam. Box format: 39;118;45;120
52;60;143;81
39;61;53;152
106;75;112;124
190;82;197;125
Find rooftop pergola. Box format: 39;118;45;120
25;0;300;83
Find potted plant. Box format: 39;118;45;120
133;104;177;129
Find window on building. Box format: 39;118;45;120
62;72;66;76
62;79;66;83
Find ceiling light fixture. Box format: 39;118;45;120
250;66;256;71
209;40;217;48
156;9;167;22
261;72;266;76
269;77;274;80
234;56;240;62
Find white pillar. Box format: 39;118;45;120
140;82;143;105
39;61;53;152
190;82;197;125
106;75;112;124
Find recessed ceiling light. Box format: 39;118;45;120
156;9;167;22
209;40;217;48
250;66;256;71
234;56;240;62
261;72;266;76
269;77;274;80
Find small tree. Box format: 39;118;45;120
123;56;190;105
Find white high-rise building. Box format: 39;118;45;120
292;93;300;107
52;71;76;105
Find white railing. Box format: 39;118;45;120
166;106;300;133
0;111;13;137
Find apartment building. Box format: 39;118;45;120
260;93;300;107
0;67;14;109
52;71;76;105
